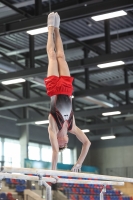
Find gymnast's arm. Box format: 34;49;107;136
48;117;59;170
70;117;91;169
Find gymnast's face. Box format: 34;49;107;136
57;134;69;149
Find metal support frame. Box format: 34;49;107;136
29;35;35;69
23;58;30;117
16;116;133;130
42;181;51;200
77;103;133;117
35;0;42;16
0;92;133;112
38;175;52;200
104;19;111;54
0;0;133;35
0;0;31;18
100;185;106;200
8;109;21;119
60;28;103;55
85;68;89;89
83;48;89;90
28;33;45;116
23;82;30;99
21;58;30;160
124;68;129;104
74;82;133;97
0;96;49;110
0;50;133;82
0;84;22;99
111;118;133;132
0;51;26;70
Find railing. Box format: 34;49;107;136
1;166;133;200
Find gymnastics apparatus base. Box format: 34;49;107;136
1;166;133;200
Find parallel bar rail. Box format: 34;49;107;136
0;167;129;200
0;173;124;186
1;166;133;183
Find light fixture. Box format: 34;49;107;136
0;3;4;8
91;10;127;21
101;135;116;140
72;95;74;98
35;120;49;125
0;69;7;73
2;78;25;85
27;27;48;35
97;61;125;68
82;129;90;133
102;111;121;116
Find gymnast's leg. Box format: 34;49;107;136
54;13;70;76
47;12;59;77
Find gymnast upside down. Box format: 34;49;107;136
44;12;91;173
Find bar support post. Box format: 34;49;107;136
38;174;52;200
100;185;106;200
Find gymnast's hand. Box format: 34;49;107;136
50;175;59;183
71;163;82;172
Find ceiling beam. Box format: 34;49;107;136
0;96;49;110
0;66;46;82
0;51;26;70
0;0;133;35
16;115;133;128
74;83;133;97
0;50;133;81
0;14;22;24
0;94;133;116
69;50;133;70
1;27;133;58
72;64;129;77
81;120;133;130
0;0;31;18
16;116;48;126
86;31;133;46
0;0;48;12
60;28;104;55
77;104;133;117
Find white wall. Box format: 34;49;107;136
89;145;133;175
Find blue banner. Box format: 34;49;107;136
24;159;99;174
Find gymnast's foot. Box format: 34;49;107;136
55;12;60;29
47;12;55;28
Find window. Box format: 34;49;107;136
41;145;52;162
4;138;20;167
28;142;40;161
41;145;74;164
62;148;74;164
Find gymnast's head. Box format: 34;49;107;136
57;134;69;151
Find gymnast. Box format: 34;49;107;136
44;12;91;173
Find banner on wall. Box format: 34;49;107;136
24;159;99;174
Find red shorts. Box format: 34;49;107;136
44;75;74;97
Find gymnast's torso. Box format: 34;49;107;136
50;94;73;131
